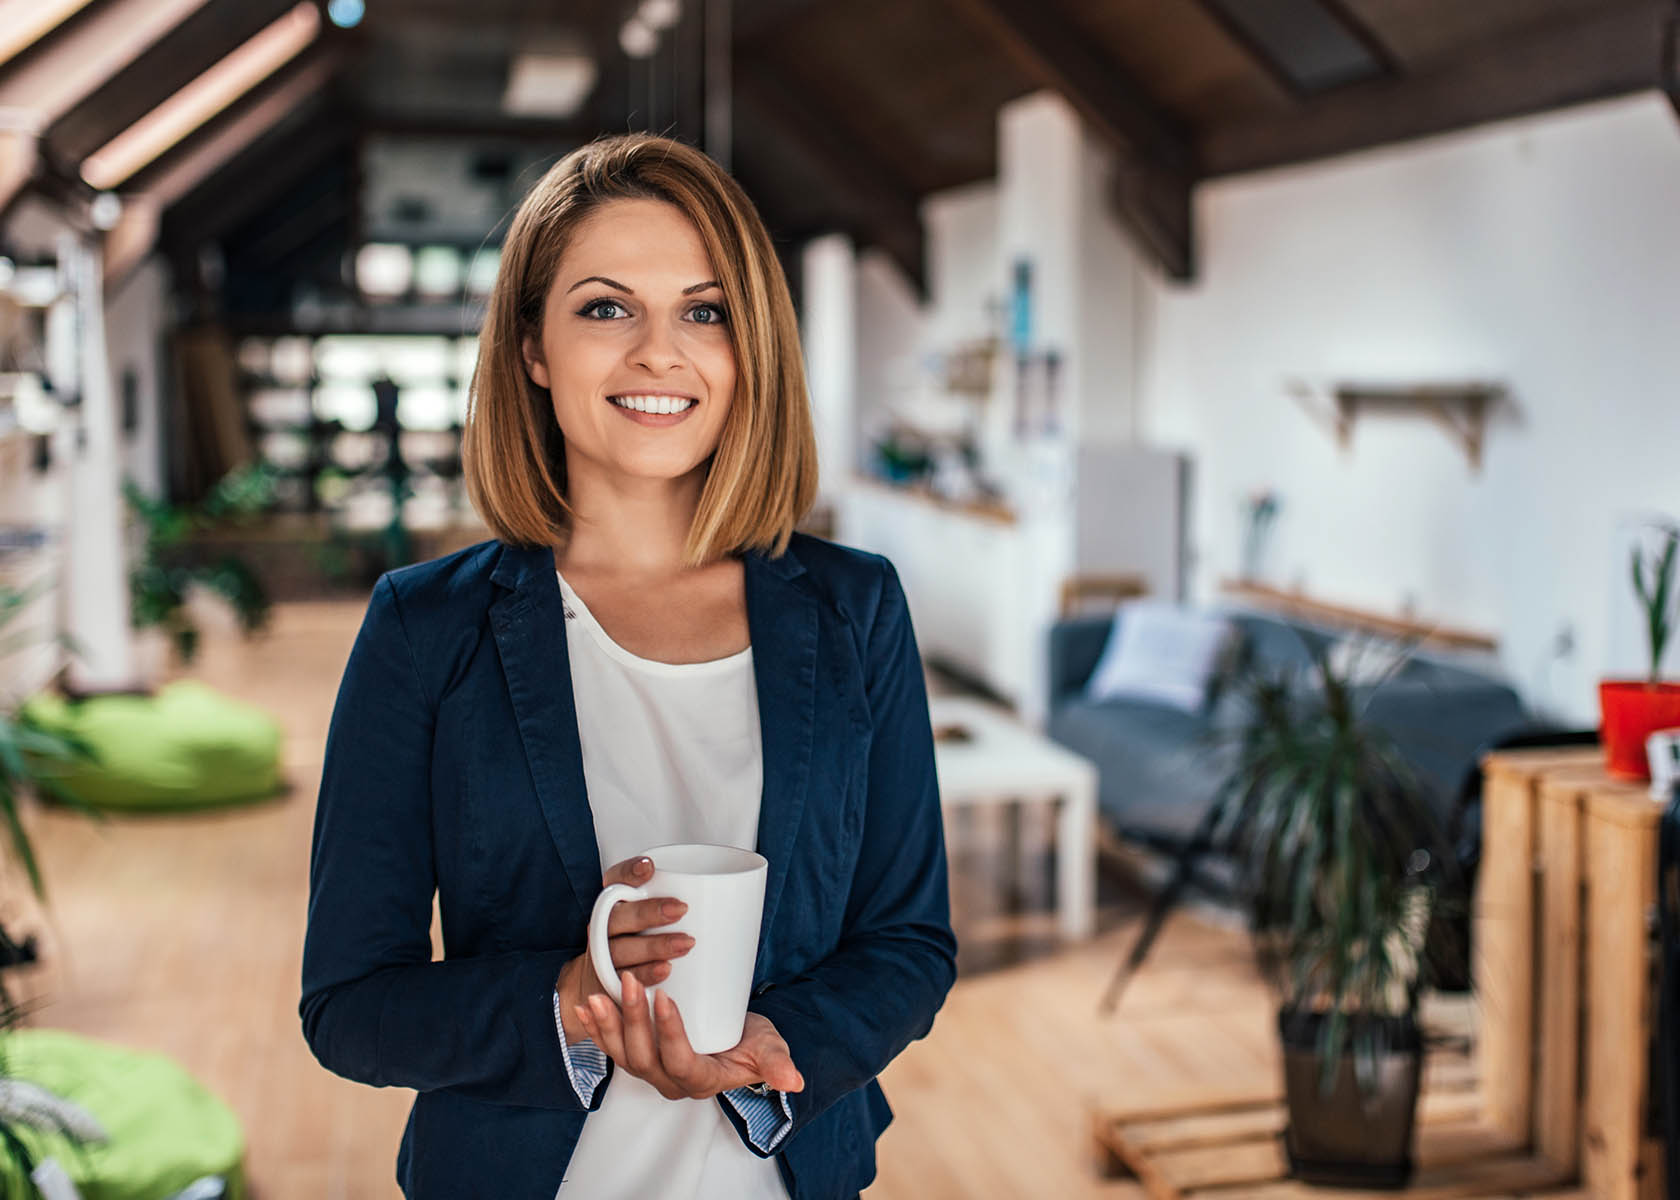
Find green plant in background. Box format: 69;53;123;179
0;583;109;1194
0;583;100;901
125;464;277;664
1104;644;1454;1087
1632;521;1679;685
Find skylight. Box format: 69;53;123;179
1201;0;1389;95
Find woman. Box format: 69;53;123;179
299;133;957;1200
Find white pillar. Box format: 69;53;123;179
59;234;134;691
799;233;858;503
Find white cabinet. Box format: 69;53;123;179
838;444;1185;725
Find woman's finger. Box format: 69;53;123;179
652;990;712;1089
607;897;688;937
608;930;694;967
753;1042;804;1094
600;856;654;889
582;996;626;1064
619;973;667;1082
738;1016;805;1093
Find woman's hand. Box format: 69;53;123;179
576;971;805;1102
555;856;693;1043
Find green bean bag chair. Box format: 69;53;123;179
0;1029;245;1199
22;681;283;812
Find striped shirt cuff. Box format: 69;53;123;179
720;1086;795;1154
552;989;791;1151
552;989;609;1107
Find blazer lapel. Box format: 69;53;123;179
744;545;818;982
488;542;603;919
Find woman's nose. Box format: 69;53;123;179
628;318;685;373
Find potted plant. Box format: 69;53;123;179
125;464;275;673
0;582;101;899
0;582;111;1194
1102;645;1453;1187
1600;520;1680;780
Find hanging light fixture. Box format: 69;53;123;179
619;15;658;59
638;0;682;33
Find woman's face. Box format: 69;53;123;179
522;197;737;499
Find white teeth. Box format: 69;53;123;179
611;394;697;414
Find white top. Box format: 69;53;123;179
553;570;790;1200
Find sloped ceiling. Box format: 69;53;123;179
2;0;1674;297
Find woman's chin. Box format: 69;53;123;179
581;452;715;489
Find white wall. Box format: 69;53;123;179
799;234;858;499
853;245;927;470
1139;92;1680;724
105;258;170;500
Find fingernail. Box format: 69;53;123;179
676;934;695;950
662;900;685;919
635;857;653;875
588;995;607;1018
656;990;674;1013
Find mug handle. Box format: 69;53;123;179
588;882;650;1005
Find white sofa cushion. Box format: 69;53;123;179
1084;601;1237;715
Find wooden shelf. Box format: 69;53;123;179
847;474;1018;526
1220;578;1499;654
1289;381;1505;470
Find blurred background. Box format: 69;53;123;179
2;0;1680;1196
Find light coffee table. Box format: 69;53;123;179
928;695;1099;940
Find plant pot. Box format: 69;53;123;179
1599;680;1680;781
1279;1009;1422;1189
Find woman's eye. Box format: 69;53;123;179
578;299;628;320
688;303;728;325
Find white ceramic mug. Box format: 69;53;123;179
588;843;768;1055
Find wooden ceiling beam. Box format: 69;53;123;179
1201;1;1671;178
45;0;299;165
126;46;342;207
940;0;1197;280
162;104;348;245
734;62;927;295
100;47;340;285
0;0;212;129
0;129;38;216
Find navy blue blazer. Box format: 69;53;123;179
299;533;957;1199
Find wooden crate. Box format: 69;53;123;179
1091;746;1666;1200
1476;749;1663;1200
1091;1067;1572;1200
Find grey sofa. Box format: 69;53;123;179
1045;607;1537;851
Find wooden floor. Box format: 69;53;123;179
8;600;1284;1199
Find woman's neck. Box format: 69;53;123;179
555;466;706;578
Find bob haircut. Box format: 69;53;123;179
462;133;818;564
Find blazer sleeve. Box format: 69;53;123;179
742;557;958;1141
298;574;592;1111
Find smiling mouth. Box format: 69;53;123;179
608;393;699;414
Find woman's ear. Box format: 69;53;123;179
522;335;551;389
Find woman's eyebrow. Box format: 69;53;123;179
564;276;722;295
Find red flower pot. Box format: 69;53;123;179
1599;680;1680;781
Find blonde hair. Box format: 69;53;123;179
461;133;818;564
